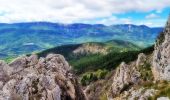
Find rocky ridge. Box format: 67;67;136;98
84;16;170;100
153;16;170;81
0;54;86;100
84;53;154;100
106;16;170;100
108;53;154;99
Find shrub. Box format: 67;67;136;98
80;69;108;86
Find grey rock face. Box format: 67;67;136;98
109;62;140;98
109;56;141;97
0;54;86;100
136;53;147;67
128;88;156;100
111;87;156;100
109;53;150;99
153;16;170;80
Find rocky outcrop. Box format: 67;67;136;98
73;43;108;55
153;16;170;81
108;53;153;99
114;87;156;100
109;62;140;97
0;54;86;100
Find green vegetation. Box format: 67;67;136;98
156;32;165;45
2;56;15;63
38;40;144;75
0;23;162;59
142;81;170;100
37;41;155;90
139;62;154;81
80;69;108;86
37;40;141;60
71;51;138;74
99;93;108;100
37;44;82;60
71;45;154;74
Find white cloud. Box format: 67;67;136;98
145;13;160;19
0;0;169;23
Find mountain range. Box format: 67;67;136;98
1;16;170;100
0;22;163;58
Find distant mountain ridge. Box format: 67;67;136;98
37;39;140;60
0;22;163;58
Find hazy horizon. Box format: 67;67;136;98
0;21;166;28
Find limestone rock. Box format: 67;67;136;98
128;88;156;100
109;53;152;99
113;87;156;100
0;54;86;100
109;61;141;97
153;16;170;80
73;43;108;55
136;53;147;67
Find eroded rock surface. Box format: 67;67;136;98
0;54;86;100
113;87;156;100
109;62;140;97
108;53;153;99
153;16;170;80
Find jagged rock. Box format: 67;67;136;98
0;54;86;100
128;88;156;100
136;53;147;67
153;16;170;80
109;61;141;98
113;87;156;100
108;53;152;99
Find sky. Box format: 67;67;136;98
0;0;169;27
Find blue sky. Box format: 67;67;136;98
0;0;169;27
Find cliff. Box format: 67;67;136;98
153;16;170;80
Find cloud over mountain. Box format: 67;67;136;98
0;0;169;26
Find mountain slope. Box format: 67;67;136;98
0;22;162;58
37;40;141;74
37;40;140;60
